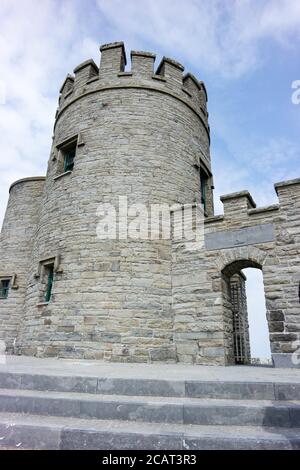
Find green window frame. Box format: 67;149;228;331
63;145;76;173
200;169;208;212
0;279;10;299
44;265;54;303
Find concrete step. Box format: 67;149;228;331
0;388;299;428
1;371;300;400
0;412;300;450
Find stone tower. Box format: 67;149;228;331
0;42;299;367
0;177;45;353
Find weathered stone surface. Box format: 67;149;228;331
60;428;183;450
0;178;45;351
205;223;275;250
96;378;185;397
185;381;276;400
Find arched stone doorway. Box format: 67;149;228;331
218;247;272;366
222;260;262;365
228;271;251;364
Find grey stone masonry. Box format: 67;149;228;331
0;178;45;352
0;42;299;367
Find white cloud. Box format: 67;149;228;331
96;0;300;78
0;0;99;224
212;136;300;214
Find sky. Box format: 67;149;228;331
0;0;299;358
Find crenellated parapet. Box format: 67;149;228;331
74;59;98;88
274;177;300;207
183;73;208;116
204;178;300;244
56;41;209;134
131;50;156;78
99;41;127;79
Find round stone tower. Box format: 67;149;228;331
17;42;213;361
0;177;45;352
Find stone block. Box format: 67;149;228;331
185;381;275;400
60;429;182;450
19;374;98;393
96;378;185;397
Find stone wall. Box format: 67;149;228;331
0;178;45;351
172;181;300;367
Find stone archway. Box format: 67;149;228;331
217;247;271;365
215;246;269;273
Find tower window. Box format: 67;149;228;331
0;279;10;299
44;264;54;303
200;168;208;212
55;135;80;178
63;143;76;172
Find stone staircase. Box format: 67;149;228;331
0;367;300;449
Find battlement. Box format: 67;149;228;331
57;41;208;125
274;177;300;197
204;177;300;232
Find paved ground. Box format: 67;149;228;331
1;355;300;382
